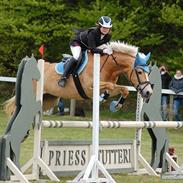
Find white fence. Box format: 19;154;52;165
1;76;182;95
0;76;16;82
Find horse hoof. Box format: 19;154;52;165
109;101;121;112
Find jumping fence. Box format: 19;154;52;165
1;56;183;182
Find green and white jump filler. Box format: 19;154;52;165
0;56;42;180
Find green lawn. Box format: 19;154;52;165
0;109;183;183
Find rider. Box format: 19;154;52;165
58;16;113;87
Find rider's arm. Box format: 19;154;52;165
87;31;104;54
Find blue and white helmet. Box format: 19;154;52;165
98;16;112;28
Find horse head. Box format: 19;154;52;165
106;41;153;99
130;52;153;99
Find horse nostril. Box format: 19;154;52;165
146;91;150;97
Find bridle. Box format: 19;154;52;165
129;66;151;93
100;54;151;93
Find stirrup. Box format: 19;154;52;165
58;77;67;87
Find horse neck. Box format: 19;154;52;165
100;52;134;78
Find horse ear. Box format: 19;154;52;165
135;52;151;66
145;52;151;63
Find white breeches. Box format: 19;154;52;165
70;46;82;60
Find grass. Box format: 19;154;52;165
1;107;183;183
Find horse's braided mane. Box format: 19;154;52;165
99;41;138;57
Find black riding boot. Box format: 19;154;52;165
58;57;77;87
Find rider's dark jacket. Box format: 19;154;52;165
70;27;111;54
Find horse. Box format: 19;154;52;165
4;41;153;115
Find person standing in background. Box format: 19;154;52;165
58;98;65;115
169;70;183;121
159;65;172;121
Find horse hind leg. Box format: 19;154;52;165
43;94;59;112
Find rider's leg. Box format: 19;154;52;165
58;57;77;87
58;46;81;87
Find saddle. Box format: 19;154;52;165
55;51;89;99
55;51;88;75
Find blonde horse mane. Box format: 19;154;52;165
99;41;138;57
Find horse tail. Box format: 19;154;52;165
43;94;59;112
3;96;16;116
3;94;59;116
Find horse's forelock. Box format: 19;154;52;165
98;41;138;57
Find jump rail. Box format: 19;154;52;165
42;120;183;128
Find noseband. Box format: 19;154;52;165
130;66;151;93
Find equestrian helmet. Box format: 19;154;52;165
98;16;112;28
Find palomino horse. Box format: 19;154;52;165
4;41;153;115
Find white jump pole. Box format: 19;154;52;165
134;93;143;171
68;54;116;183
42;120;183;129
134;94;158;176
91;53;100;180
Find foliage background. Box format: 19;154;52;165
0;0;182;76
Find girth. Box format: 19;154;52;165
72;73;90;99
72;58;90;99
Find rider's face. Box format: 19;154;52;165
100;27;110;35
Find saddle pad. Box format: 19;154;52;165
55;51;88;75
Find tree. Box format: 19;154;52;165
0;0;70;75
0;0;182;75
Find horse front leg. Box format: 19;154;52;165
99;81;115;102
100;81;129;112
109;84;129;112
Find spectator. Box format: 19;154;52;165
58;98;64;115
169;70;183;121
159;65;172;120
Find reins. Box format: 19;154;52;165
100;55;110;72
100;54;121;72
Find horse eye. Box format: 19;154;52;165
138;70;142;75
